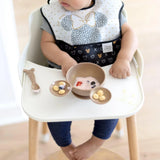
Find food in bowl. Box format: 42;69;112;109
74;76;100;90
66;63;105;97
90;87;112;104
92;89;106;101
50;80;71;97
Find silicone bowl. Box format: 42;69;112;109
66;62;105;97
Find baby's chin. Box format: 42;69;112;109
63;7;78;11
61;5;81;11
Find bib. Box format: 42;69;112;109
41;0;124;66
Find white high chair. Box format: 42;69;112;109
18;9;144;160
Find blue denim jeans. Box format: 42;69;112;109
48;119;118;147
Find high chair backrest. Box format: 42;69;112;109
18;9;48;83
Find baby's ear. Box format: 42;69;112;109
61;15;72;31
95;12;107;28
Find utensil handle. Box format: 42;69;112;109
23;68;40;90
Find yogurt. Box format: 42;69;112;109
74;77;100;90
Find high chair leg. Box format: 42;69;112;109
40;122;50;143
126;115;139;160
115;119;124;137
29;118;39;160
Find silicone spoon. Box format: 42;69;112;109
23;68;40;93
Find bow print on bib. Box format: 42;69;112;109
71;12;96;30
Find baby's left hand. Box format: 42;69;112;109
109;59;131;79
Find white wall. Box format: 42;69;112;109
0;0;27;126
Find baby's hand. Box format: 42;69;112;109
109;59;131;79
61;58;77;77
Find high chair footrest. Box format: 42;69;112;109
45;148;125;160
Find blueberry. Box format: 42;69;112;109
91;84;96;88
59;85;65;90
91;81;96;85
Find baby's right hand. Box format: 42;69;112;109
109;58;131;79
61;58;77;76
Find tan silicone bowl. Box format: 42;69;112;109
90;87;112;104
66;63;105;97
50;80;71;97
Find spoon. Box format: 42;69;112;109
23;68;40;93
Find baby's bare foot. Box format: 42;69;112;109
72;135;105;160
61;143;76;160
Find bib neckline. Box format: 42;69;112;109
80;0;95;11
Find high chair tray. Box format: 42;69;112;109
22;61;144;122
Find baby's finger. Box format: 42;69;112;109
122;72;127;79
127;70;131;77
112;73;118;78
62;70;66;77
117;74;123;79
109;67;113;75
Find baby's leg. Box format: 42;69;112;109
72;119;118;160
48;121;76;160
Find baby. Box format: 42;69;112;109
40;0;137;159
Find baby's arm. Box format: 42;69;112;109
41;30;77;76
109;23;138;79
